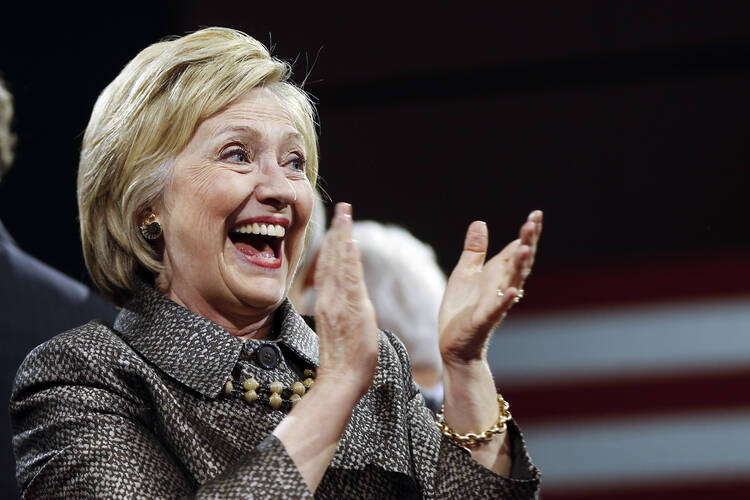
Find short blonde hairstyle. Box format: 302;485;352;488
0;77;16;182
78;27;319;306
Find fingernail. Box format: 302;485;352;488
336;202;352;217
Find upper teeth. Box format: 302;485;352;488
232;223;286;237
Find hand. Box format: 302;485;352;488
438;210;543;366
313;203;379;397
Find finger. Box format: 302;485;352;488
314;203;352;297
512;244;533;284
497;286;523;316
474;285;522;333
522;209;543;272
340;239;369;300
528;209;543;226
313;236;337;316
515;225;536;281
519;220;536;246
454;221;489;273
329;203;371;311
330;203;355;288
484;241;529;292
524;210;543;248
331;202;353;240
314;229;335;293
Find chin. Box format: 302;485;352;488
230;277;287;310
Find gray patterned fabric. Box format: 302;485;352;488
11;282;540;498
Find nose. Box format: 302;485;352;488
254;154;296;209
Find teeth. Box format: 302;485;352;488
231;222;286;238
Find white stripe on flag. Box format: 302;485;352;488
488;296;750;384
523;409;750;490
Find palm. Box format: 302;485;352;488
438;212;542;364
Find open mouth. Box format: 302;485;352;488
228;221;286;269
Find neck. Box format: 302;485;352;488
156;277;277;340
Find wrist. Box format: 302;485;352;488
312;371;371;405
441;356;491;377
441;359;498;434
436;393;511;451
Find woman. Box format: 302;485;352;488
11;28;542;498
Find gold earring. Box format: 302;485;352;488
139;213;162;240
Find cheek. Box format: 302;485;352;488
294;180;314;221
284;184;314;273
290;183;314;244
169;169;242;230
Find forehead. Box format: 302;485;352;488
199;87;300;139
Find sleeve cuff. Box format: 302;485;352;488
436;419;541;499
197;435;313;499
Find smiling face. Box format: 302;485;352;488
156;87;314;335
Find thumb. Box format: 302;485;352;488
454;221;488;272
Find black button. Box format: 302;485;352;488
256;344;281;370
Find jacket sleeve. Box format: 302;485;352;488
10;332;312;499
380;330;541;499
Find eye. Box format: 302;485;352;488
286;153;306;172
220;145;250;164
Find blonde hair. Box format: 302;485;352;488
78;27;319;305
0;77;16;182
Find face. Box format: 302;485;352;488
157;87;314;326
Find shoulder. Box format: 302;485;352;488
12;321;143;403
23;320;124;359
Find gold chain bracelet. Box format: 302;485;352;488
435;393;512;451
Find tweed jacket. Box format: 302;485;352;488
11;283;540;499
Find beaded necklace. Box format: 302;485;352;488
224;368;316;410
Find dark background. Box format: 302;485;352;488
1;2;749;303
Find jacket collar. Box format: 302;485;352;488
114;282;319;398
275;299;319;367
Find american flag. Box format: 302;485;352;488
489;253;750;499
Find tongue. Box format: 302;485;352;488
232;234;275;259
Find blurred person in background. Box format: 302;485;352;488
289;198;446;411
0;76;116;495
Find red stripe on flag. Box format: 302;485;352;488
543;476;750;500
498;366;750;425
518;252;750;313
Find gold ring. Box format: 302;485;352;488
496;288;504;297
513;289;525;303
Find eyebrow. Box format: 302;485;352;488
213;125;262;140
213;125;303;144
281;130;304;143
